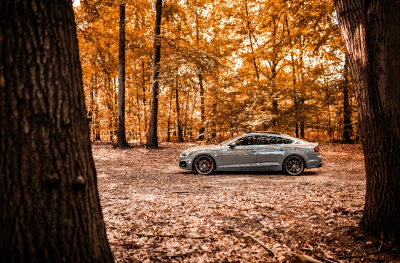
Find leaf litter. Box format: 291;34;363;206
93;142;400;262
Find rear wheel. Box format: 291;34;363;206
193;155;215;175
283;156;305;176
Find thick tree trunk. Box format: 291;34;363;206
0;1;114;262
147;0;163;148
117;3;129;147
342;55;353;143
335;0;400;242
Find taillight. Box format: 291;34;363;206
314;147;320;152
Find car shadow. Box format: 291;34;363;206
178;170;320;177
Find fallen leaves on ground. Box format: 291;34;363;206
93;142;399;262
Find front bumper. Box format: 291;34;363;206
179;156;192;171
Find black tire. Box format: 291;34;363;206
283;156;305;176
193;155;215;175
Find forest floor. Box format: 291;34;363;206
93;142;400;263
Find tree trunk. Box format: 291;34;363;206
342;55;353;143
94;72;101;141
117;3;129;147
0;1;114;262
141;59;147;144
195;10;206;141
244;0;260;82
198;73;205;140
167;87;173;142
175;80;184;143
147;0;163;148
335;0;400;242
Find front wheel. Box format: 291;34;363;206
193;155;215;175
283;156;305;176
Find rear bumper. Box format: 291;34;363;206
307;156;323;168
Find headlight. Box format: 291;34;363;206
180;151;191;157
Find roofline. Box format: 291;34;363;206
247;131;281;135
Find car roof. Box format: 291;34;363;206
247;131;281;135
246;131;298;139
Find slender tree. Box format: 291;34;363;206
0;0;114;262
147;0;163;148
195;10;206;141
335;0;400;242
117;2;129;147
175;80;184;142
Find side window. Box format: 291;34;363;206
269;136;278;144
276;137;294;144
257;135;294;145
255;135;265;145
236;136;254;146
235;137;246;146
257;135;274;145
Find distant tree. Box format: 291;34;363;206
117;2;129;147
195;10;206;141
75;0;347;142
147;0;163;148
0;1;114;262
335;0;400;242
175;80;184;142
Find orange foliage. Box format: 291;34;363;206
74;0;356;144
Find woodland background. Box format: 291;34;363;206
74;0;355;144
3;0;400;262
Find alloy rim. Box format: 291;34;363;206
195;156;213;174
286;157;304;175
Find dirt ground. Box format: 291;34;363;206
93;142;400;263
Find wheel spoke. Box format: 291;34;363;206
284;156;304;175
194;156;214;175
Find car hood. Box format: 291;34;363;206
184;145;219;152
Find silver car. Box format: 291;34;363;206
179;132;322;175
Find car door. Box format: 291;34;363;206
256;135;287;168
221;135;257;169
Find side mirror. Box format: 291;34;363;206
229;143;236;148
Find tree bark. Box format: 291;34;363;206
141;58;147;144
175;80;184;143
167;87;173;142
342;55;353;143
195;10;206;141
117;3;129;147
198;73;205;140
244;0;260;82
335;0;400;242
0;0;114;262
147;0;163;148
